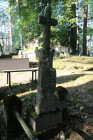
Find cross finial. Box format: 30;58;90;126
39;6;58;50
42;0;51;6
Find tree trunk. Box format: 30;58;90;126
7;19;10;54
89;19;93;57
20;35;24;50
8;2;13;53
5;28;7;54
16;0;24;50
90;35;92;56
9;14;13;53
76;0;79;54
8;31;10;54
70;4;77;55
1;25;4;54
82;2;88;56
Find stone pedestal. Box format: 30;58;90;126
27;100;67;132
27;110;62;132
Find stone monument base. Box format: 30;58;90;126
26;109;62;132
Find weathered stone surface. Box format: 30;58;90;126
27;110;62;132
38;48;54;68
39;6;57;51
35;47;67;115
36;68;56;114
35;48;58;114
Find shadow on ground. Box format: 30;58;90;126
0;72;93;139
66;80;93;116
0;81;37;100
75;129;93;140
57;73;93;120
38;107;93;140
56;73;86;84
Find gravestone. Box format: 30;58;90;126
0;58;29;73
27;5;67;132
35;5;58;114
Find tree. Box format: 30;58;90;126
76;0;79;54
70;3;77;54
87;0;93;56
7;0;77;50
0;1;9;54
82;0;88;55
4;0;92;56
51;0;77;53
9;10;13;53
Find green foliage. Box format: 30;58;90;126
3;0;93;55
6;0;78;50
59;53;65;59
13;27;20;50
38;46;42;50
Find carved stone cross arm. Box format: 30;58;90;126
39;16;58;26
38;6;58;50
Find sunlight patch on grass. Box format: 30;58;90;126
54;61;93;72
56;74;93;88
17;90;37;98
69;56;93;64
53;56;93;72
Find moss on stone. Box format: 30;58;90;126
27;106;38;118
26;106;38;118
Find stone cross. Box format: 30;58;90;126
35;6;59;115
27;5;67;132
39;6;58;50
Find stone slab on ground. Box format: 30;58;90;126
0;58;29;73
27;110;62;132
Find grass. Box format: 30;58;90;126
53;55;93;71
64;55;93;64
53;56;93;139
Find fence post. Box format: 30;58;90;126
4;95;23;140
